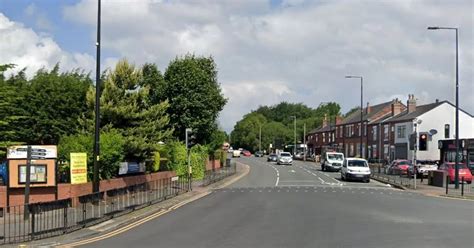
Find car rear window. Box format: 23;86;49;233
348;160;367;167
280;153;291;157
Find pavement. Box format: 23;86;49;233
18;157;474;247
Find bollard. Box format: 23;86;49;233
446;176;449;195
461;177;464;196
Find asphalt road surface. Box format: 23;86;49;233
82;157;474;248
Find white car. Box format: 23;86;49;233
340;158;371;183
277;152;293;165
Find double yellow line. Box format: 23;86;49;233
58;191;211;247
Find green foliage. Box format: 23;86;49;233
90;59;173;161
163;54;227;144
58;130;125;180
21;65;92;144
231;102;342;151
167;141;187;177
190;144;208;180
207;129;226;156
151;151;161;172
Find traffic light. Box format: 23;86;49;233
185;128;197;149
419;133;428;151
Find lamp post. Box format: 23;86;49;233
259;124;262;154
428;26;460;189
291;116;296;156
92;0;101;193
345;75;364;158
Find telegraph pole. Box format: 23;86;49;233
92;0;101;193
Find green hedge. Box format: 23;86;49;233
58;130;125;180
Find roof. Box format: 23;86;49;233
342;101;393;125
387;101;444;122
307;123;336;135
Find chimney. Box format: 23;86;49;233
322;113;328;128
366;102;371;114
407;94;416;113
391;98;402;116
335;115;343;125
435;99;439;103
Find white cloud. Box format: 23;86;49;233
0;13;95;78
13;0;474;132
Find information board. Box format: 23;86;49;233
70;153;88;184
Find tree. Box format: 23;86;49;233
89;59;173;161
0;64;27;158
18;65;93;145
163;54;227;144
230;113;267;152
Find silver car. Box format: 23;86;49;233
277;152;293;165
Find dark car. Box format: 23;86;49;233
267;153;278;162
255;151;264;157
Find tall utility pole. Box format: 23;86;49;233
259;124;262;153
303;123;306;161
291;116;297;155
345;75;364;158
428;26;460;189
93;0;101;193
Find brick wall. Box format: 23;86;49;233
1;171;177;207
206;159;221;171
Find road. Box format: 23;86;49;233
82;157;474;248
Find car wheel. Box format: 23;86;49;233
365;179;370;183
340;173;344;181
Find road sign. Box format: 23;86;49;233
7;145;57;159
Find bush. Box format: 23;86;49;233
150;151;160;172
167;141;187;177
190;145;208;179
58;130;125;180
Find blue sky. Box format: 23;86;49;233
1;0;473;132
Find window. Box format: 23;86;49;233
384;144;389;159
350;144;354;156
444;124;450;138
372;126;377;141
397;126;406;139
340;127;343;138
372;145;377;158
358;123;361;136
384;125;389;141
364;124;367;136
322;133;326;143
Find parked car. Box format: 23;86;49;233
242;150;252;157
294;152;304;160
267;153;278;162
232;150;241;158
277;152;293;165
255;151;264;157
387;160;411;175
340;158;371;183
321;152;344;172
407;160;438;178
438;162;472;184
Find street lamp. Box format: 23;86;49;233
92;0;101;193
291;116;296;156
428;26;460;189
345;75;364;158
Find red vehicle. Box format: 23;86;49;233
242;150;252;157
387;160;411;175
438;162;472;184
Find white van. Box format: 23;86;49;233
321;152;344;171
340;158;371;183
232;150;241;158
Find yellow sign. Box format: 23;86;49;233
70;153;88;184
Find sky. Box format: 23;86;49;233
0;0;473;133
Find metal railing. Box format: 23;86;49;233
444;176;474;197
369;163;416;189
202;162;236;187
0;176;190;244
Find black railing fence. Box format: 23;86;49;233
0;176;189;244
202;161;237;187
